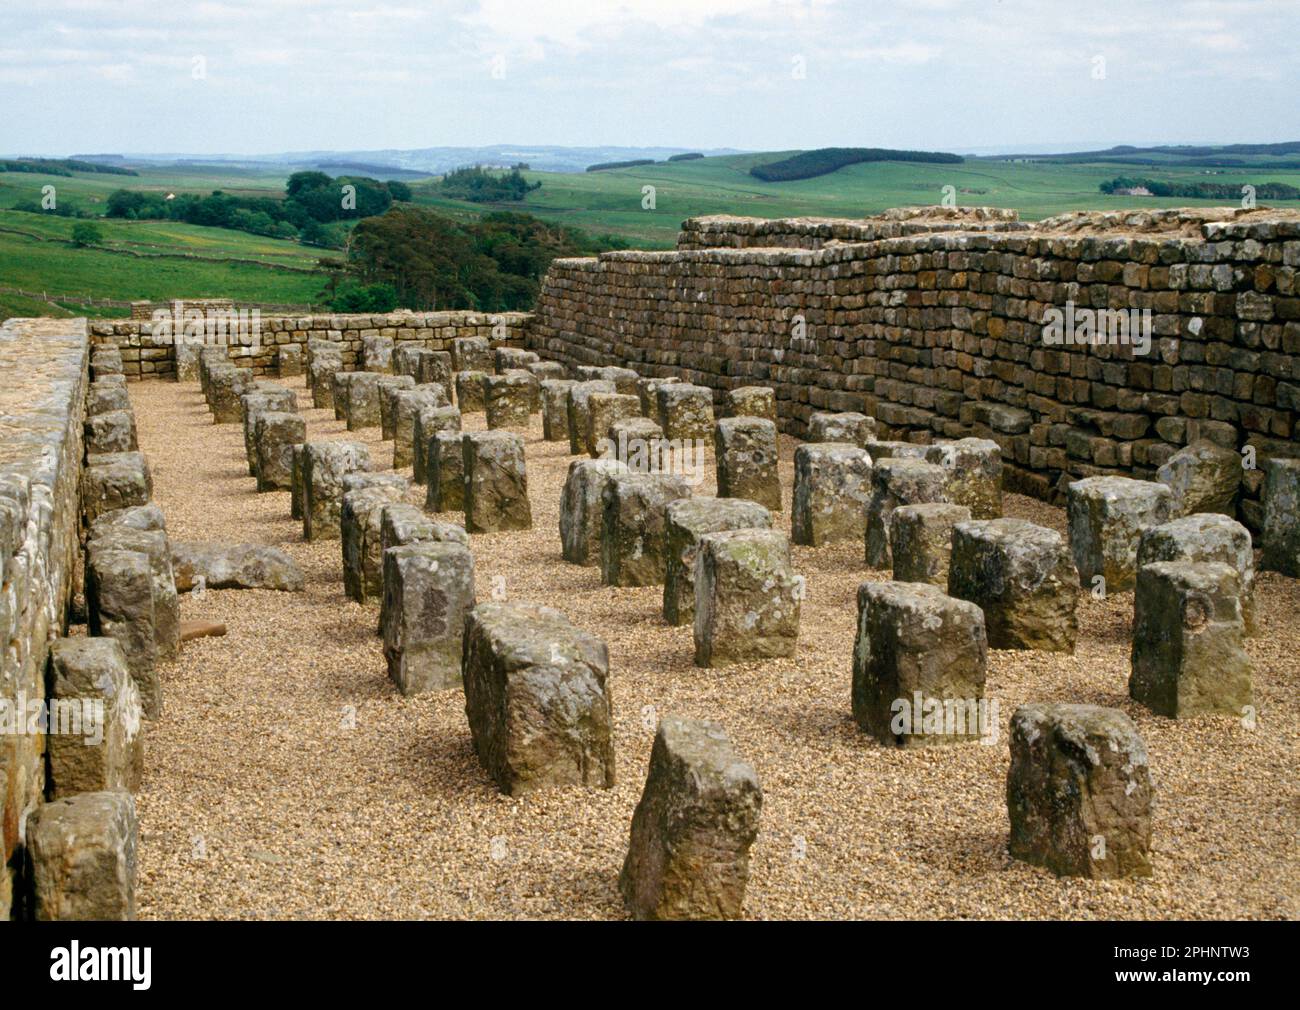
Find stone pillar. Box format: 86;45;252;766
413;404;461;485
890;502;971;586
27;791;139;920
426;430;466;513
948;518;1078;653
344;371;384;431
663;497;772;626
694;528;800;666
865;458;949;569
852;581;988;746
568;380;616;455
451;335;493;372
1261;458;1300;576
588;392;640;458
619;716;761;921
601;472;692;586
1131;560;1252;718
541;378;577;442
277;343;304;379
723;385;777;423
463;431;531;532
254;412;306;492
455;370;486;412
714;417;781;511
378;374;417;440
303;441;371;541
1007;703;1153;879
341;484;407;602
484;372;532;429
791;443;872;547
657;383;714;441
462;602;615;795
362;334;394;373
808;410;876;446
637;376;678;416
383;541;476;694
560;458;630;565
47;637;144;796
1067;475;1174;592
393;385;450;470
1137;513;1257;635
923;438;1003;519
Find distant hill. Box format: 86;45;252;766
749;147;962;182
981;142;1300;169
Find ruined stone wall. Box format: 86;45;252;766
530;209;1300;526
0;318;88;918
91;310;533;379
677;208;1026;250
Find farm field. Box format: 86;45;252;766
5;151;1300;318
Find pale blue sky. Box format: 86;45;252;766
1;0;1296;157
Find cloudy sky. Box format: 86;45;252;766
1;0;1296;157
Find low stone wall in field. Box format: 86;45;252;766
530;208;1300;524
0;318;88;918
92;310;534;379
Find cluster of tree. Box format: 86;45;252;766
667;152;704;161
749;147;963;182
0;158;137;176
436;165;540;202
1099;176;1300;199
102;171;411;245
586;158;655;172
9;199;94;218
71;222;104;247
328;207;622;312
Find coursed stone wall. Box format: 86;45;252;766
529;208;1300;526
91;310;533;379
0;318;89;918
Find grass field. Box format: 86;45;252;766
4;150;1300;321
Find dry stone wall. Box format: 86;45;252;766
530;208;1300;526
92;310;532;380
0;318;89;918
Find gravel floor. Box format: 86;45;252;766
126;377;1300;920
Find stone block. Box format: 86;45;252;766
1131;561;1253;718
342;485;407;602
84;410;137;455
1137;513;1256;635
377;374;417;440
253;411;305;492
568;379;616;455
1067;476;1174;592
601;472;692;586
81;452;152;525
808;411;876;446
393;384;449;470
715;417;781;512
657;383;714;441
343;371;383;431
27;791;138;920
865;458;950;569
484;372;532;429
588;392;640;458
277;343;303;379
455;370;486;412
362;334;394;373
664;496;773;626
1260;458;1300;576
302;441;371;541
851;581;988;746
637;375;679;416
619;716;761;921
383;541;476;694
427;430;466;512
923;438;1003;519
451;335;493;372
463;602;614;795
1156;440;1241;517
723;385;777;424
47;637;144;797
541;378;577;442
694;528;800;666
890;502;971;586
413;404;461;485
463;431;531;532
949;519;1079;652
791;443;872;547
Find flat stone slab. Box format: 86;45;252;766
171;542;304;592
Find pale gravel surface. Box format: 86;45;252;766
125;377;1299;920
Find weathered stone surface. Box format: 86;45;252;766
1157;440;1241;517
87;381;130;415
427;430;466;512
606;417;664;460
28;790;138;920
601;472;692;586
637;375;679;416
412;404;461;485
568;379;616;455
890;502;971;586
341;485;406;602
308;357;340;409
81;452;152;524
343;371;383;431
451;335;493;372
463;602;615;795
949;518;1079;652
290;443;306;520
418;349;453;391
723;385;777;423
865;458;949;569
379;503;469;555
791;443;872;547
252;411;305;492
89;524;179;659
1007;703;1153;879
924;438;1003;519
694;528;799;666
343;471;409;496
1131;561;1253;718
588;392;640;458
663;496;773;626
90;345;123;379
1067;476;1174;592
852;581;988;746
96;503;166;532
172;541;304;593
619;716;761;921
864;439;927;463
208;364;253;423
1138;513;1256;635
362;334;394;373
277;343;303;379
560;458;629;565
808;411;876;446
240;386;297;475
463;431;531;533
383;541;476;694
393;384;449;469
496;347;538;372
597;366;639;395
455;370;486;412
302;441;371;541
393;344;423;379
657;383;714;441
484;371;532;429
1260;458;1300;576
47;637;144;797
84;410;137;455
198;346;229;396
378;374;417;440
540;378;577;442
527;360;567;384
715;416;781;512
